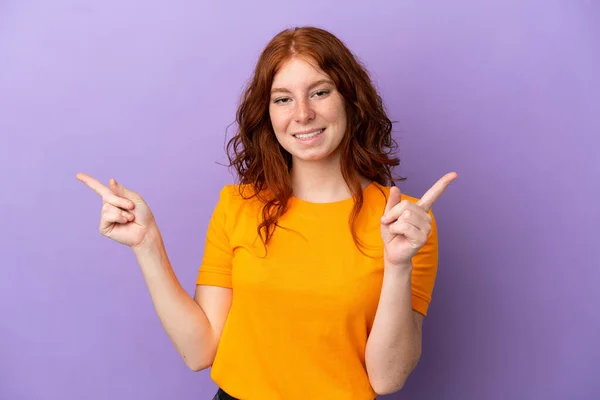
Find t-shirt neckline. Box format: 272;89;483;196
290;181;377;207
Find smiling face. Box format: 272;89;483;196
269;56;347;166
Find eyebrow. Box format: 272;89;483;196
270;79;335;94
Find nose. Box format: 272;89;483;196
294;98;315;124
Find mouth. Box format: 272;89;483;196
292;128;325;140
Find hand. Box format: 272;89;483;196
380;172;458;267
76;173;157;249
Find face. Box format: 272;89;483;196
269;56;347;165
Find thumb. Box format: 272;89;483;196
384;185;402;215
109;178;139;200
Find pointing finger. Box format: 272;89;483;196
76;172;112;197
77;173;135;209
416;172;458;212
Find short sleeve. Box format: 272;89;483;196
196;186;234;288
411;209;439;316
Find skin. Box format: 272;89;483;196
266;56;459;393
365;172;456;394
269;55;361;202
75;54;458;395
381;172;459;267
269;56;347;165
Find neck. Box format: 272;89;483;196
290;156;370;203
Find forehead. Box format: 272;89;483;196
271;56;331;87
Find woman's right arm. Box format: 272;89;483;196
133;228;232;371
76;173;231;371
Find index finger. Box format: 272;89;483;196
416;172;458;212
75;172;112;197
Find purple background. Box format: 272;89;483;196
1;1;599;399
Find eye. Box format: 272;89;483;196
273;97;291;104
313;90;330;98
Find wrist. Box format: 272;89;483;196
132;225;163;256
384;260;413;275
381;261;413;292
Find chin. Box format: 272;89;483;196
291;149;340;164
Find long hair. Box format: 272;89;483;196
226;26;404;250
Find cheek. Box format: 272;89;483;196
324;99;347;126
269;109;290;134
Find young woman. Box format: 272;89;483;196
77;26;457;400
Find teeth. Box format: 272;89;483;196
295;129;323;139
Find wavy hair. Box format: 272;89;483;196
226;26;404;250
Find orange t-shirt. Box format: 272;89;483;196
196;182;438;399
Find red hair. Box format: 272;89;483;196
226;26;404;249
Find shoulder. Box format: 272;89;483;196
218;183;260;202
215;184;265;216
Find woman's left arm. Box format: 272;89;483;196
366;172;457;394
365;262;423;395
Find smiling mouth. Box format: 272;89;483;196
292;128;325;140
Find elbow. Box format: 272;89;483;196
370;377;407;396
182;352;215;372
186;360;211;372
181;331;220;372
182;335;221;372
368;354;421;395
